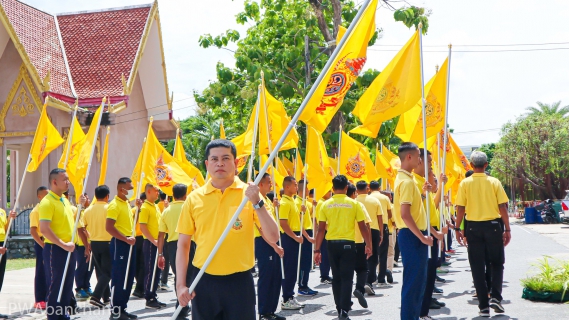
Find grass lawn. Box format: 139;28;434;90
6;258;35;271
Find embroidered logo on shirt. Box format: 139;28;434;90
233;217;243;230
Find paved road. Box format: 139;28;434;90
2;223;569;319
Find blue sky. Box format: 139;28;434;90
23;0;569;147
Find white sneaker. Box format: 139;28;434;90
281;299;302;310
376;282;393;288
291;297;306;308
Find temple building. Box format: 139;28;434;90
0;0;177;208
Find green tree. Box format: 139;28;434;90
525;101;569;117
187;0;429;160
477;143;495;173
491;114;569;200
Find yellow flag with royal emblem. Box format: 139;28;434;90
375;146;396;187
299;0;378;133
306;126;334;201
173;133;205;191
339;132;378;183
395;58;449;143
132;123;194;196
350;30;422;138
27;100;65;172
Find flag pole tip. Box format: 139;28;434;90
149;116;154;123
448;43;452;48
418;22;423;29
106;126;110;133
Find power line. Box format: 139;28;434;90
373;41;569;47
112;103;198;126
452;128;501;135
369;47;569;53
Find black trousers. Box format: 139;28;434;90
255;237;282;315
319;235;331;280
134;236;145;293
394;235;400;263
378;224;390;283
191;270;256;320
328;241;356;313
466;219;505;310
420;235;439;317
0;241;6;293
366;229;380;284
91;241;111;301
161;234;170;284
354;243;368;293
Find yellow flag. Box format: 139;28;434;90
375;146;396;187
350;30;422;138
282;157;295;176
299;0;378;133
58;112;86;170
339;132;378;182
382;145;401;171
98;127;110;186
27;102;65;172
306;126;334;201
220;119;226;139
294;150;304;181
235;154;249;174
173;133;206;191
395;58;449;143
448;133;472;172
328;157;338;176
260;155;288;190
427;131;465;192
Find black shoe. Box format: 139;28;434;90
110;313;130;320
353;290;368;308
433;287;443;295
271;313;286;320
435;275;446;283
433;298;446;307
89;297;105;308
157;300;167;307
131;290;144;298
339;310;351;320
123;310;138;319
489;298;505;313
479;308;490;317
386;269;394;284
145;298;162;309
429;299;441;309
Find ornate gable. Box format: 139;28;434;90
0;63;42;132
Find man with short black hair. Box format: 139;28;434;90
456;151;510;317
315;190;333;284
369;181;394;284
295;179;317;296
29;186;49;310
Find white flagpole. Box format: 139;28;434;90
0;154;32;263
150;246;159;291
418;23;431;259
247;87;262;183
440;45;452;253
260;73;285;279
296;164;308;287
63;105;79;168
311;188;316;270
170;1;374;317
58;101;105;302
337;125;343;175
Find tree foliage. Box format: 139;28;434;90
477;143;495;173
184;0;429;165
525;101;569;118
491;114;569;200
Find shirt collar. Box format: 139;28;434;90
171;200;185;204
398;169;413;177
332;194;347;199
48;190;66;206
472;173;486;177
114;195;126;203
204;176;244;194
356;194;367;199
282;194;294;201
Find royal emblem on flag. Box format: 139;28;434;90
459;155;470;171
438;131;451;152
155;153;173;187
418;92;443;127
346;153;366;178
371;79;400;115
38;137;47;161
316;56;366;115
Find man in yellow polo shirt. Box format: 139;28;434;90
369;181;394;286
83;185;112;308
393;143;433;320
295;179;317;297
106;177;137;320
138;184;166;309
175;139;279;319
354;180;383;295
314;175;371;319
29;186;49;310
456;151;510;317
132;194;145;298
39;169;87;320
315;189;333;284
158;183;191;319
279;176;305;310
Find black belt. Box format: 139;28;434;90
328;240;355;244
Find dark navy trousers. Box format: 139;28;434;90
319;233;331;280
44;243;76;320
143;239;160;300
281;232;300;301
298;229;313;288
255;237;282;315
34;242;47;303
74;245;93;290
110;238;136;312
398;228;428;320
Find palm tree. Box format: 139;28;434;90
525;101;569;117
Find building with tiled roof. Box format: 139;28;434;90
0;0;177;208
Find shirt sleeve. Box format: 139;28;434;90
360;203;372;223
355;200;365;222
279;201;291;220
374;198;382;217
106;203;119;221
455;180;467;207
159;209;168;233
139;205;149;224
30;207;39;228
176;197;195;236
495;180;509;205
398;180;415;205
38;199;54;221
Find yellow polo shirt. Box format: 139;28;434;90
72;206;87;246
106;196;134;237
370;191;391;222
158;201;166;213
30;205;42;238
355;202;372;244
294;196;313;230
393;169;427;231
356;194;382;230
0;209;7;242
456;173;509;221
254;196;277;238
176;177;263;276
280;195;301;232
139;200;160;240
39;191;74;244
83;201;112;241
132;207;143;237
159;201;184;242
414;173;440;228
319;194;366;241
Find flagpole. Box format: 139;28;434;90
170;1;374;317
440;44;452;253
247;86;262;183
293;148;298;179
260;73;286;279
63;103;79;168
58;99;105;302
337;125;343;175
311;188;316;270
0;154;32;263
296;164;308;287
417;23;431;259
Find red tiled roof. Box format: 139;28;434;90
1;0;74;97
57;5;151;99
